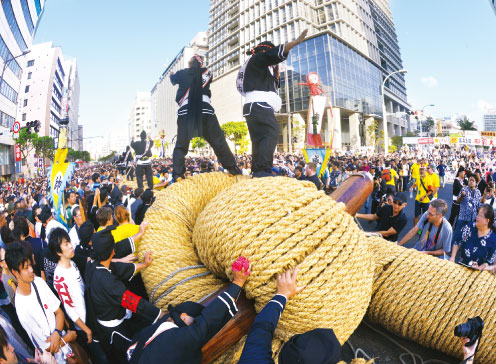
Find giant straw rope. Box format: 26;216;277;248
132;172;495;363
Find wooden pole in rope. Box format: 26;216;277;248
200;172;373;363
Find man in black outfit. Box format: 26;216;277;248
237;29;307;177
170;55;240;181
131;131;153;189
356;192;408;242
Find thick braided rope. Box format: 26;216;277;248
137;173;242;308
138;172;495;363
193;177;375;343
365;236;496;363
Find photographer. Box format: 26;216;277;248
356;192;407;242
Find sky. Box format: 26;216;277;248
34;0;496;140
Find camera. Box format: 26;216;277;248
454;316;484;347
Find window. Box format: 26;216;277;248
2;0;27;51
23;99;27;107
27;72;32;79
34;0;42;15
22;113;26;121
0;78;18;103
27;60;34;67
25;85;29;93
20;0;34;35
0;36;21;78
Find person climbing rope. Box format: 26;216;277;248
170;54;241;181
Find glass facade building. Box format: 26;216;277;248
0;0;45;178
280;34;383;117
208;0;410;151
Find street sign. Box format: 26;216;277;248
15;144;21;162
12;121;20;133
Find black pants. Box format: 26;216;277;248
126;165;134;181
449;202;460;226
172;113;237;178
136;164;153;189
244;102;279;177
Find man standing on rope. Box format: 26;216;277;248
236;29;308;177
170;55;240;181
122;146;135;181
131;131;153;189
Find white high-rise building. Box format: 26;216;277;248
151;32;208;150
17;42;67;140
207;0;410;151
484;109;496;132
0;0;46;178
108;126;129;155
129;92;152;141
62;58;81;150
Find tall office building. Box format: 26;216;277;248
151;32;208;149
17;42;73;174
0;0;45;178
62;57;80;150
207;0;410;151
484;109;496;131
17;42;67;140
129;91;152;141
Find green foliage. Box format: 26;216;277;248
99;151;117;162
391;136;403;148
457;116;477;131
366;119;378;148
405;130;419;137
388;144;397;153
16;128;39;175
67;148;91;162
423;117;435;136
221;121;249;155
34;136;55;162
191;137;207;151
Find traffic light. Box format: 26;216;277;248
25;120;41;134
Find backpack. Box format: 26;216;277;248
382;169;392;182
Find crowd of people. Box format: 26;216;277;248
0;37;484;364
0;143;488;363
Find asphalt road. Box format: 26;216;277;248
343;182;459;364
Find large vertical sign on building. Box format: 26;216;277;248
14;144;21;162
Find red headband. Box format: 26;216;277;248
251;44;274;55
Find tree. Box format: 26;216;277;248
221;121;248;155
34;136;55;167
99;151;117;162
457;116;477;131
391;136;403;149
191;137;206;153
16;128;38;176
423;117;435;136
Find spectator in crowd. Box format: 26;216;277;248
64;190;78;228
410;166;433;226
450;204;496;269
398;199;453;259
130;187;144;222
356;192;408;242
5;242;78;361
381;162;398;193
437;160;447;188
449;167;466;227
426;164;440;199
113;205;139;242
452;174;483;249
475;169;487;196
303;163;322;190
135;189;154;225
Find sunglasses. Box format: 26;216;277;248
393;200;403;205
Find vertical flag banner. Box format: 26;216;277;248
302;148;331;177
47;127;75;228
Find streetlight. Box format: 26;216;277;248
0;49;31;101
419;104;435;137
381;69;407;156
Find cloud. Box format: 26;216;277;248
420;76;438;88
477;99;494;112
